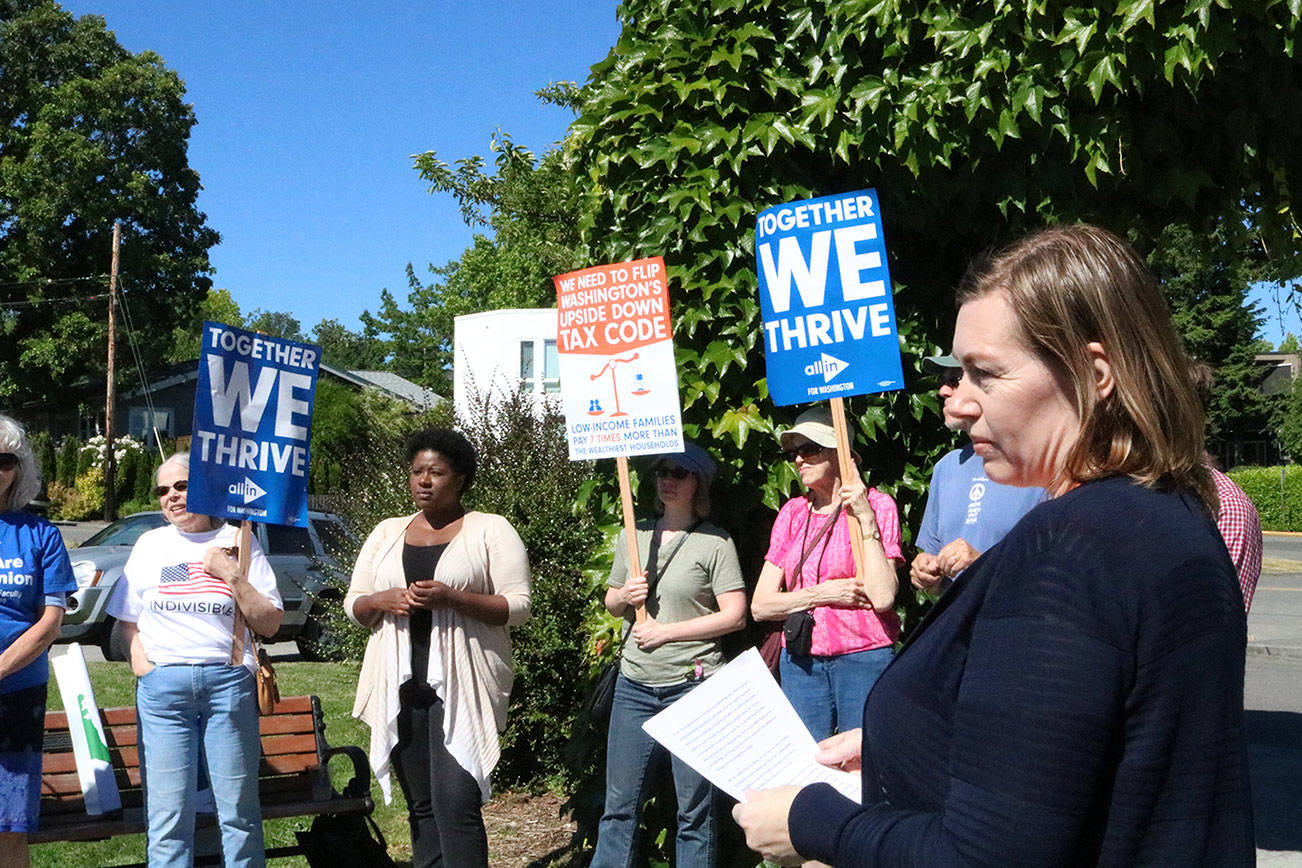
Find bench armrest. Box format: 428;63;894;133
323;744;372;801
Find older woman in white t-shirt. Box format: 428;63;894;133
108;453;283;868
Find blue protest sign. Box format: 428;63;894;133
187;322;321;526
755;189;904;407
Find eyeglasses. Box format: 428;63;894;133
653;465;692;480
782;442;826;462
0;453;18;471
154;480;188;498
939;368;962;389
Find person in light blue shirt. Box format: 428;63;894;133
910;355;1045;592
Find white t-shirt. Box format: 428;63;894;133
108;522;282;670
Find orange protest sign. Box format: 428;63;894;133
555;257;671;356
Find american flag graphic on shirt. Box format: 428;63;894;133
157;562;232;598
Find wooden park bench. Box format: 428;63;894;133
34;695;376;864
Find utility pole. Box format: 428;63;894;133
104;221;121;522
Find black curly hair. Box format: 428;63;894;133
405;427;477;492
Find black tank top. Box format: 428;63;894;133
402;542;447;706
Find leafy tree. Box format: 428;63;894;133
244;308;304;341
362;116;586;396
1280;334;1300;355
307;381;410;493
165;287;244;363
569;0;1302;538
1148;222;1279;449
310;317;386;370
0;0;218;403
1276;377;1302;461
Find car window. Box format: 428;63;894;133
310;518;348;557
263;524;314;557
78;513;167;548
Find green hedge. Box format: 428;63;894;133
1226;465;1302;532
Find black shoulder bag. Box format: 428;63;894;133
782;501;842;658
586;522;700;721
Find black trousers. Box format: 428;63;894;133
391;685;488;868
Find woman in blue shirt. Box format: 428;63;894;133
0;415;77;866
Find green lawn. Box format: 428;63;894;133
33;660;416;868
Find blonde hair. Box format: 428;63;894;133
0;414;41;512
956;224;1216;513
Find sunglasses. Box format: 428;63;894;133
154;480;188;498
782;442;826;462
939;368;962;389
0;453;18;471
653;465;693;480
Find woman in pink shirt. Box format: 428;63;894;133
751;407;904;740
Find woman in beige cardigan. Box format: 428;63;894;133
345;428;530;868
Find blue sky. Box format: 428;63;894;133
61;1;622;334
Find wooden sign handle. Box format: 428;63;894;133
615;456;646;623
829;397;866;584
229;520;253;664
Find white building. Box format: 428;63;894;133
453;308;559;420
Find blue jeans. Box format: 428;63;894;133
136;663;264;868
780;646;893;741
591;674;716;868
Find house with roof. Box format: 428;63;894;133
9;360;441;445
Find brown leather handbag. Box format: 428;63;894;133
255;646;280;714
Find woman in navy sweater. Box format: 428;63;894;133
734;224;1253;866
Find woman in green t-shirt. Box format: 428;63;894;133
590;443;747;868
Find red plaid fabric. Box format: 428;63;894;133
1211;467;1262;613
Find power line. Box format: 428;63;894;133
0;275;107;290
1;292;112;308
114;279;167;454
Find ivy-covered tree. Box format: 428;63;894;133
0;0;218;403
569;0;1302;532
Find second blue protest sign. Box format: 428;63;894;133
756;189;904;406
187;321;321;526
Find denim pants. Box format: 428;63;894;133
591;674;716;868
136;663;265;868
779;645;893;741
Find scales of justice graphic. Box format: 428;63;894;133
586;352;650;416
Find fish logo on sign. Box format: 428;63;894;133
805;352;849;383
228;477;266;505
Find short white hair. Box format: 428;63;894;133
156;451;190;482
0;414;42;512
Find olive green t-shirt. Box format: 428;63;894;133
608;520;746;686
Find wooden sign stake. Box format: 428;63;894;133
615;456;646;623
828;396;866;584
229;519;253;664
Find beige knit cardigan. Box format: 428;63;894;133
344;511;531;803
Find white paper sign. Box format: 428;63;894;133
50;643;122;815
641;648;861;803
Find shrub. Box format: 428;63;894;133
28;430;55;495
456;389;610;790
56;436;80;488
1227;465;1302;531
48;465;105;521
